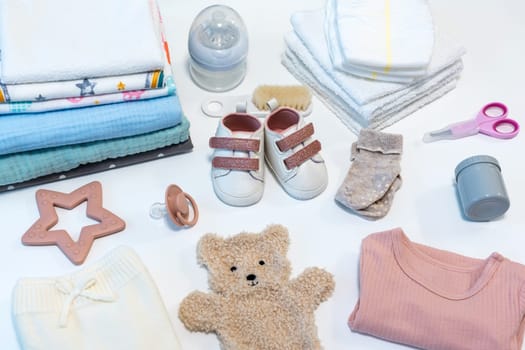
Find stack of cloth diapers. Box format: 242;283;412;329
0;0;191;190
282;0;466;134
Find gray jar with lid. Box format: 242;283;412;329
454;155;510;221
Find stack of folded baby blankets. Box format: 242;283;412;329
0;0;191;190
282;0;466;134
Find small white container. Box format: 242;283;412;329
188;5;248;92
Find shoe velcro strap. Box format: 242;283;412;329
209;137;260;152
283;140;321;170
212;156;259;171
276;123;314;152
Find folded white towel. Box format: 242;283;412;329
290;10;464;105
325;0;434;75
282;46;460;133
0;0;164;84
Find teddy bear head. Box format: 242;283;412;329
196;224;292;296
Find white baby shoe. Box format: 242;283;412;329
264;107;327;199
209;113;264;206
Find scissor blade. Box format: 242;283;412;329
423;126;453;143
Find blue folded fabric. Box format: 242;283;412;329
0;94;182;155
0;116;190;186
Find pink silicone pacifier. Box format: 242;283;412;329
150;184;199;227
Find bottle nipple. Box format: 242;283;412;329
199;10;239;50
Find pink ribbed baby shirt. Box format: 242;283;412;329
349;228;525;350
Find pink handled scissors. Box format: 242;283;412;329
423;102;520;142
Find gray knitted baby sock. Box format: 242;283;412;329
353;176;402;219
335;129;403;219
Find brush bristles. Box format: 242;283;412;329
252;85;312;111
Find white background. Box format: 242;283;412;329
1;0;525;349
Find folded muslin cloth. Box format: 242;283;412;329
0;72;175;114
0;94;182;155
325;0;434;82
0;77;174;114
283;10;464;133
0;69;165;104
0;0;164;84
0;116;190;186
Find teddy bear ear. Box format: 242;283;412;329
261;224;290;255
197;233;225;266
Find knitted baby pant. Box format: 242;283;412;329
12;246;181;350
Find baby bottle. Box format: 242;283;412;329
188;5;248;92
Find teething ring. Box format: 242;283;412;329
165;184;199;227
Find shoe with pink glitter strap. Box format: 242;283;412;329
209;113;265;206
264;107;327;200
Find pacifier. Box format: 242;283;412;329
150;184;199;227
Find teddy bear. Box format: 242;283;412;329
178;224;335;350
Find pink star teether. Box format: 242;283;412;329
21;181;126;265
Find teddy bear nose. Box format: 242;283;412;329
246;274;256;281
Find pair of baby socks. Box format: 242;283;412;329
335;129;403;219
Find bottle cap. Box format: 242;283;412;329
455;155;500;182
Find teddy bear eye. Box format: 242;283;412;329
259;260;265;266
230;266;237;272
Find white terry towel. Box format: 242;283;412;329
326;0;434;75
290;10;464;105
282;43;460;133
283;10;464;133
0;0;164;84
